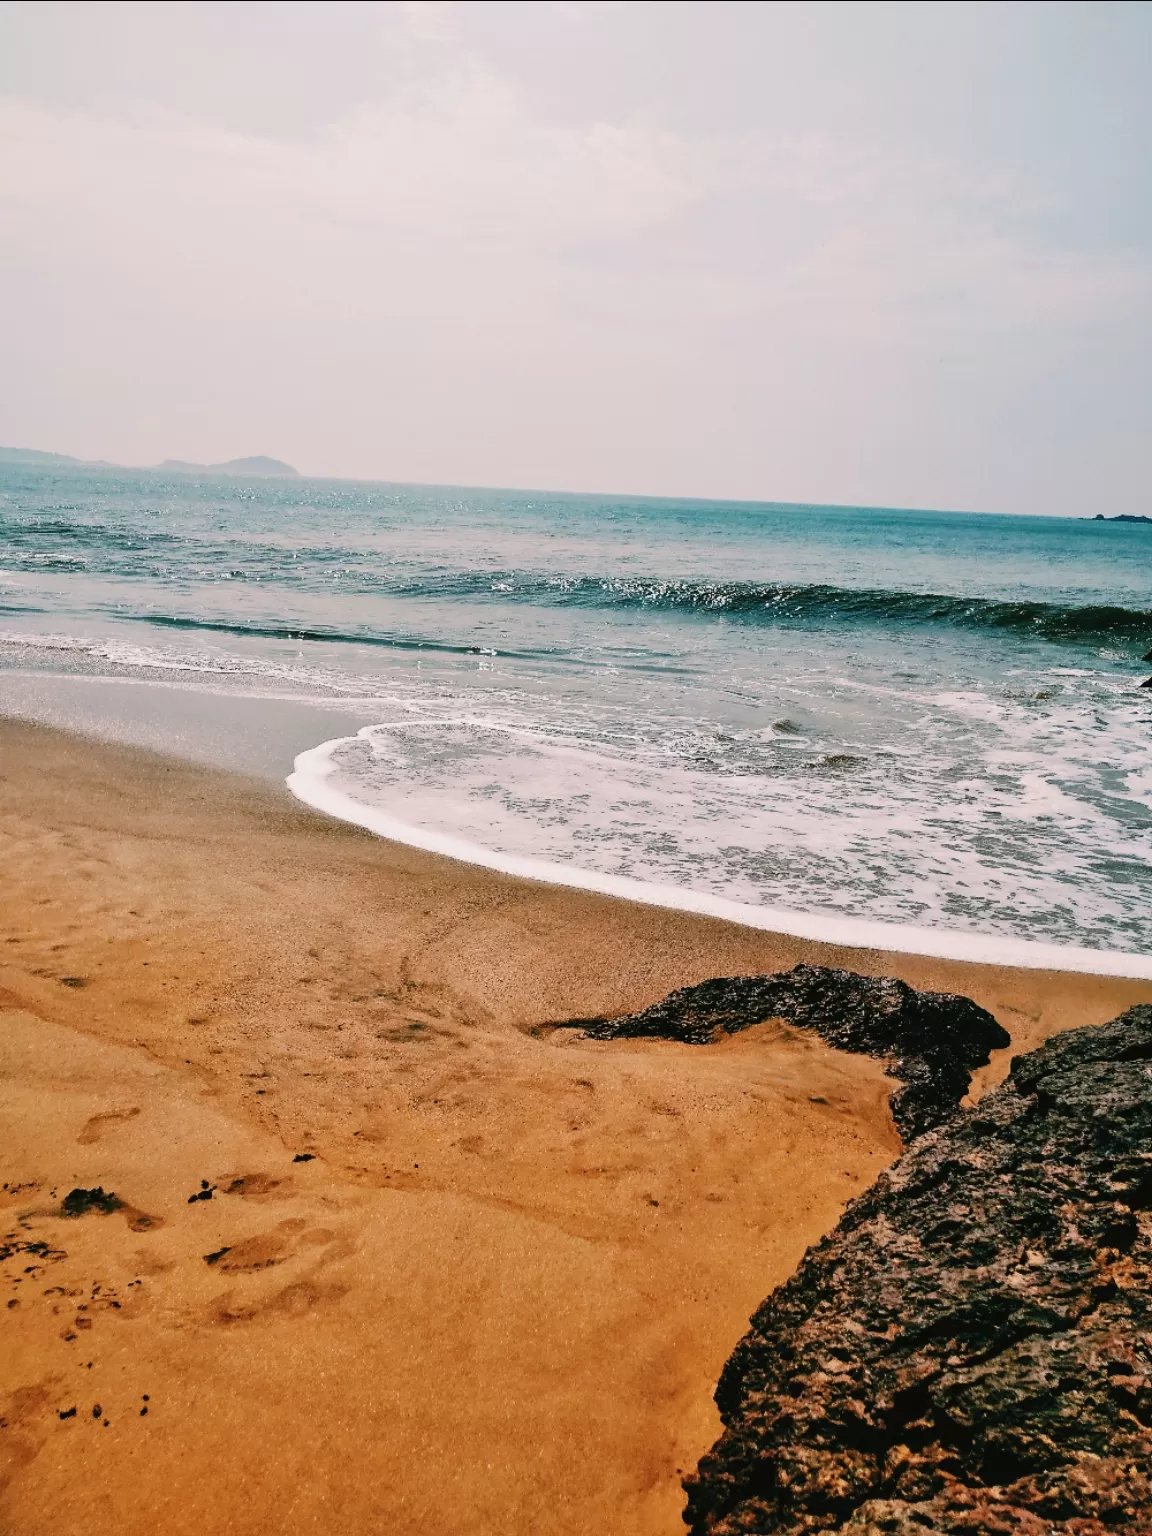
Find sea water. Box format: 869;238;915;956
1;464;1149;967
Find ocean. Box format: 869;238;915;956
2;463;1150;970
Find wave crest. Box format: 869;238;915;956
544;578;1151;645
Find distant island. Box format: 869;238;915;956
154;456;299;477
0;446;114;468
0;446;299;478
1092;513;1152;524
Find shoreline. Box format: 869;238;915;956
3;714;1150;1535
290;729;1152;980
5;624;1150;975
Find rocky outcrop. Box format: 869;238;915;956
682;1004;1152;1535
566;965;1008;1141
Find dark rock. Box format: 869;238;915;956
60;1187;122;1218
682;1004;1152;1535
203;1246;231;1265
1140;676;1152;689
564;965;1008;1141
292;1153;315;1163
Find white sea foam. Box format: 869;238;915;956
0;626;404;693
6;627;1149;962
287;727;1152;980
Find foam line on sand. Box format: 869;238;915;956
287;732;1152;981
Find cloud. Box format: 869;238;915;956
0;10;1147;509
5;72;1139;322
398;2;459;44
0;67;707;258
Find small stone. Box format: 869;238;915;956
60;1187;122;1218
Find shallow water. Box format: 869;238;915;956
2;463;1149;959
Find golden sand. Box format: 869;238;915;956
2;717;1148;1534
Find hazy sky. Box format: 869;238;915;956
1;1;1149;513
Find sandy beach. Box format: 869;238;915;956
2;715;1149;1536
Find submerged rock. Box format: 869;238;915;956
566;964;1008;1141
682;1004;1152;1535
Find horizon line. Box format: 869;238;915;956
0;443;1101;520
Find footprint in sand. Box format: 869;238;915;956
210;1277;348;1325
205;1233;289;1273
222;1173;283;1198
76;1107;141;1145
202;1220;349;1326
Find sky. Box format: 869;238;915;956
0;0;1150;515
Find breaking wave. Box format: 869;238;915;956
3;577;1149;652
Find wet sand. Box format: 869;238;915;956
2;716;1148;1535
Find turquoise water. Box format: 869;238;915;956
1;464;1150;957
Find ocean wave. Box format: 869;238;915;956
3;511;1150;648
5;574;1151;651
124;613;512;659
105;582;1152;651
495;577;1152;646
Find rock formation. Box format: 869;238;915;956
566;964;1008;1141
682;1004;1152;1535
